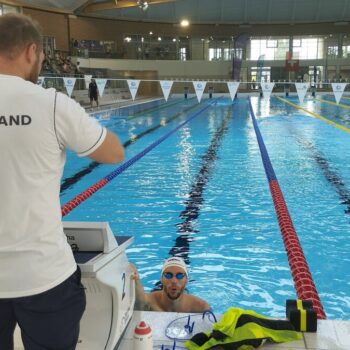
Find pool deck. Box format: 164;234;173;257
14;310;350;350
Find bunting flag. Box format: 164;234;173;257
160;80;174;101
227;82;240;101
193;81;207;102
37;76;45;87
95;78;107;97
295;82;310;103
261;82;275;99
127;79;141;100
63;77;76;97
331;83;347;104
84;75;92;89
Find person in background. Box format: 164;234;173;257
88;78;99;107
131;257;210;313
74;61;81;76
0;13;124;350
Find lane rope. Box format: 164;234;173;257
61;98;221;217
315;97;350;109
275;96;350;134
60;99;200;193
248;97;326;319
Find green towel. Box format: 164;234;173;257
185;307;302;350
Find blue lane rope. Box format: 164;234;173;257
105;98;221;181
62;97;222;216
247;98;277;182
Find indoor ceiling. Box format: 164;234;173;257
11;0;350;25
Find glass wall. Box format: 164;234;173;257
123;33;188;60
250;37;290;60
292;37;323;59
208;37;234;61
0;3;19;15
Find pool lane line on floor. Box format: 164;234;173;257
275;96;350;134
168;105;233;264
248;97;326;320
284;124;350;216
61;97;222;217
60;100;201;194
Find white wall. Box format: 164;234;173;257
76;56;350;82
78;58;232;79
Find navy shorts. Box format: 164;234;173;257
0;267;86;350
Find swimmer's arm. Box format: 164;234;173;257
197;300;211;313
130;263;154;311
188;295;211;313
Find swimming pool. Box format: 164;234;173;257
61;95;350;320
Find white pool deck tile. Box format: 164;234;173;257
14;311;350;350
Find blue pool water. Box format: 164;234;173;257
61;96;350;320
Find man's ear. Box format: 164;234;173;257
24;43;38;64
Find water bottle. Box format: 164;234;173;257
133;321;153;350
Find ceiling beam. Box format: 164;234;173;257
83;0;176;13
75;0;95;13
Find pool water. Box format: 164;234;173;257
61;96;350;320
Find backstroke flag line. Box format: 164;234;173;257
160;80;174;101
95;78;107;97
295;82;310;103
261;82;275;99
127;79;141;100
331;83;347;104
193;81;207;102
227;82;240;101
63;77;76;97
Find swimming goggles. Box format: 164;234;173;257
163;272;186;280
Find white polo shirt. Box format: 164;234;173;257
0;74;106;298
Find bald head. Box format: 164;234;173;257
0;13;42;60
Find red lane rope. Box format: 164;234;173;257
61;179;108;217
249;98;326;319
270;181;326;319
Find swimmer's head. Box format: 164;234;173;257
161;257;188;277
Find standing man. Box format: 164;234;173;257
88;78;99;107
0;14;124;350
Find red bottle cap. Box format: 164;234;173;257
134;321;152;335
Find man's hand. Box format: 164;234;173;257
130;263;140;281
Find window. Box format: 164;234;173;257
223;48;232;61
250;37;289;60
293;37;323;59
293;39;301;47
267;40;277;48
209;48;222;61
0;3;19;15
327;46;338;58
180;47;187;61
343;45;350;58
43;36;56;54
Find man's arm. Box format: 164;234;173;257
130;263;153;311
88;131;124;164
186;295;211;313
